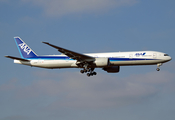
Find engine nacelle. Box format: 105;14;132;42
103;66;120;73
94;57;109;67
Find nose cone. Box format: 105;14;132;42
166;56;172;62
169;56;172;61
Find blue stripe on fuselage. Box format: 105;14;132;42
109;58;157;61
26;56;74;60
24;56;157;61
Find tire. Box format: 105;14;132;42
93;72;97;75
156;68;160;71
80;70;84;73
87;73;90;77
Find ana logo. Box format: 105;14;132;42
135;52;146;56
18;43;32;55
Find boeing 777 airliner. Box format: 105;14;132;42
5;37;172;77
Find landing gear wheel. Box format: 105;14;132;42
93;72;97;75
84;69;87;73
90;73;93;76
80;67;97;77
87;73;90;77
156;68;160;71
80;70;84;74
87;69;91;72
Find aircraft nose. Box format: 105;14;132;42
164;53;172;61
169;56;172;61
167;56;172;61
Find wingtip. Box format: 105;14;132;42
4;56;12;59
42;41;49;44
4;55;9;58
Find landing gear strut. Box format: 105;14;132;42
156;63;162;71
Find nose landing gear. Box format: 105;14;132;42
156;68;160;71
156;63;162;71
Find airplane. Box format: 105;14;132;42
5;37;172;77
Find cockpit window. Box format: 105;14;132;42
164;54;169;56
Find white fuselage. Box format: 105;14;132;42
14;51;172;69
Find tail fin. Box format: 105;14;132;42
14;37;38;58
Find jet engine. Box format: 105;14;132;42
94;58;109;67
103;66;120;73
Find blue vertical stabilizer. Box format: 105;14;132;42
14;37;38;58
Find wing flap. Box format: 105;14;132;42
5;56;30;62
42;42;95;62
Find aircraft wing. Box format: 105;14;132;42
42;42;95;62
5;56;30;62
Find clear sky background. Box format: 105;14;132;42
0;0;175;120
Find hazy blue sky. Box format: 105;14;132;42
1;0;175;120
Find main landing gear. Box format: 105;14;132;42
80;68;97;77
156;63;162;71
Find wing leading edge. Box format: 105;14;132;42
42;42;95;62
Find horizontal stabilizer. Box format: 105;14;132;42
5;56;30;62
